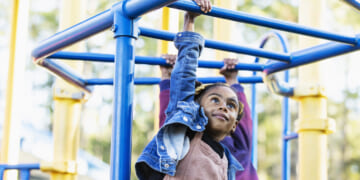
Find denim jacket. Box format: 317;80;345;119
135;32;243;180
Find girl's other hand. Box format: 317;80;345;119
160;54;176;80
220;58;239;85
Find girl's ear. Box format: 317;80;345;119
231;120;239;134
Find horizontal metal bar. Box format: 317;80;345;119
32;9;113;63
284;133;298;141
49;51;265;71
0;163;40;170
123;0;177;18
168;0;357;45
343;0;360;11
39;59;92;93
265;37;360;74
139;27;291;62
86;76;263;85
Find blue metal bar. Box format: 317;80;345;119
344;0;360;10
123;0;177;18
139;27;291;62
265;38;360;74
20;170;31;180
0;168;3;180
49;51;114;62
39;59;92;93
32;9;113;63
86;76;263;85
49;51;265;71
110;8;137;179
0;164;40;170
31;0;178;62
0;163;40;180
284;133;298;141
250;72;258;169
168;0;358;45
282;70;291;180
251;31;292;179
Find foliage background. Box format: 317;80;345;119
1;0;360;180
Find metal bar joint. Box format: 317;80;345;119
111;2;139;39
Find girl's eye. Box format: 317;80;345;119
211;97;219;104
227;103;236;109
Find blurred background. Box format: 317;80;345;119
1;0;360;179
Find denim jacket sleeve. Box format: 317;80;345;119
135;32;208;179
156;32;207;174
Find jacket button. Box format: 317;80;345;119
183;116;188;122
160;145;165;150
164;164;169;168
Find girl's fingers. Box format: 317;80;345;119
205;0;212;13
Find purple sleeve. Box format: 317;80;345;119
159;80;170;128
231;83;253;148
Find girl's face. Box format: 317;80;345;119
199;86;240;142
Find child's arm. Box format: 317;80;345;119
220;58;253;149
159;54;176;127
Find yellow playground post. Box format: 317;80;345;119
296;0;335;179
1;0;20;179
39;0;86;180
213;0;236;61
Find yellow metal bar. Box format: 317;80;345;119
154;8;170;132
1;0;19;179
161;7;170;54
1;0;19;164
45;0;86;179
213;0;236;61
296;0;334;180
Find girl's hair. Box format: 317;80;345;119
194;81;244;121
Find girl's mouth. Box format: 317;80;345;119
213;113;228;121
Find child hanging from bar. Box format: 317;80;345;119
136;0;246;179
158;56;259;180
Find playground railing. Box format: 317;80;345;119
0;163;40;180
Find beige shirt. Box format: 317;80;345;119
164;132;228;180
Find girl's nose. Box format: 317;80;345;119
218;103;228;111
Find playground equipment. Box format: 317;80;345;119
2;0;360;179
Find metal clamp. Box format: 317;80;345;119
40;161;77;174
295;118;336;134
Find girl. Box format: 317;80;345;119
158;57;259;180
136;1;244;179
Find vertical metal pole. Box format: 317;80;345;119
19;170;30;180
2;0;29;179
110;4;137;180
297;1;333;180
282;70;290;180
250;78;258;169
1;0;19;171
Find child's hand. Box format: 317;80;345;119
193;0;212;13
160;54;176;80
220;58;239;85
183;0;212;31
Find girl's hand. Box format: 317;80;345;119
193;0;212;13
220;58;239;85
160;54;176;80
183;0;212;31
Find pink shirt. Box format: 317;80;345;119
164;132;228;180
